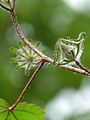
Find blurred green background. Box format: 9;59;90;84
0;0;90;120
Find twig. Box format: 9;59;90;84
12;0;15;10
0;3;11;11
10;10;90;76
10;10;51;61
0;0;90;115
8;61;45;111
59;64;90;76
75;60;90;73
0;1;90;76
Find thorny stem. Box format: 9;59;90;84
8;61;45;111
0;1;90;76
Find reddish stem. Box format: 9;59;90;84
0;0;90;76
8;61;44;111
75;60;90;74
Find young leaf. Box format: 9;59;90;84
25;69;29;75
18;41;23;48
35;41;40;48
10;57;17;62
28;39;33;44
0;98;45;120
10;47;17;53
40;50;46;54
16;62;27;69
16;65;21;69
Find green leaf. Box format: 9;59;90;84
40;50;46;54
16;62;27;69
25;63;30;75
18;42;23;48
25;69;29;75
35;41;40;48
16;65;21;69
0;98;45;120
10;58;17;62
11;58;26;63
28;39;33;44
18;42;29;56
10;47;17;53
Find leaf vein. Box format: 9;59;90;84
14;109;41;116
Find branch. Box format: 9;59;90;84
8;60;45;111
75;60;90;73
12;0;15;10
59;64;90;76
0;2;11;11
0;1;90;76
10;10;90;76
10;10;51;61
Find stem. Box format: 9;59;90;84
0;1;90;76
75;60;90;74
10;10;90;76
12;0;15;10
8;61;45;111
0;3;11;11
10;10;51;62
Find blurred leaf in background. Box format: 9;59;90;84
0;0;90;120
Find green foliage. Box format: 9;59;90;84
40;50;46;54
35;41;40;48
54;32;86;65
0;99;45;120
10;47;17;53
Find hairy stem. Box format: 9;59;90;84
0;3;11;11
8;61;45;111
12;0;15;10
10;10;90;76
10;10;51;62
75;60;90;74
0;1;90;76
